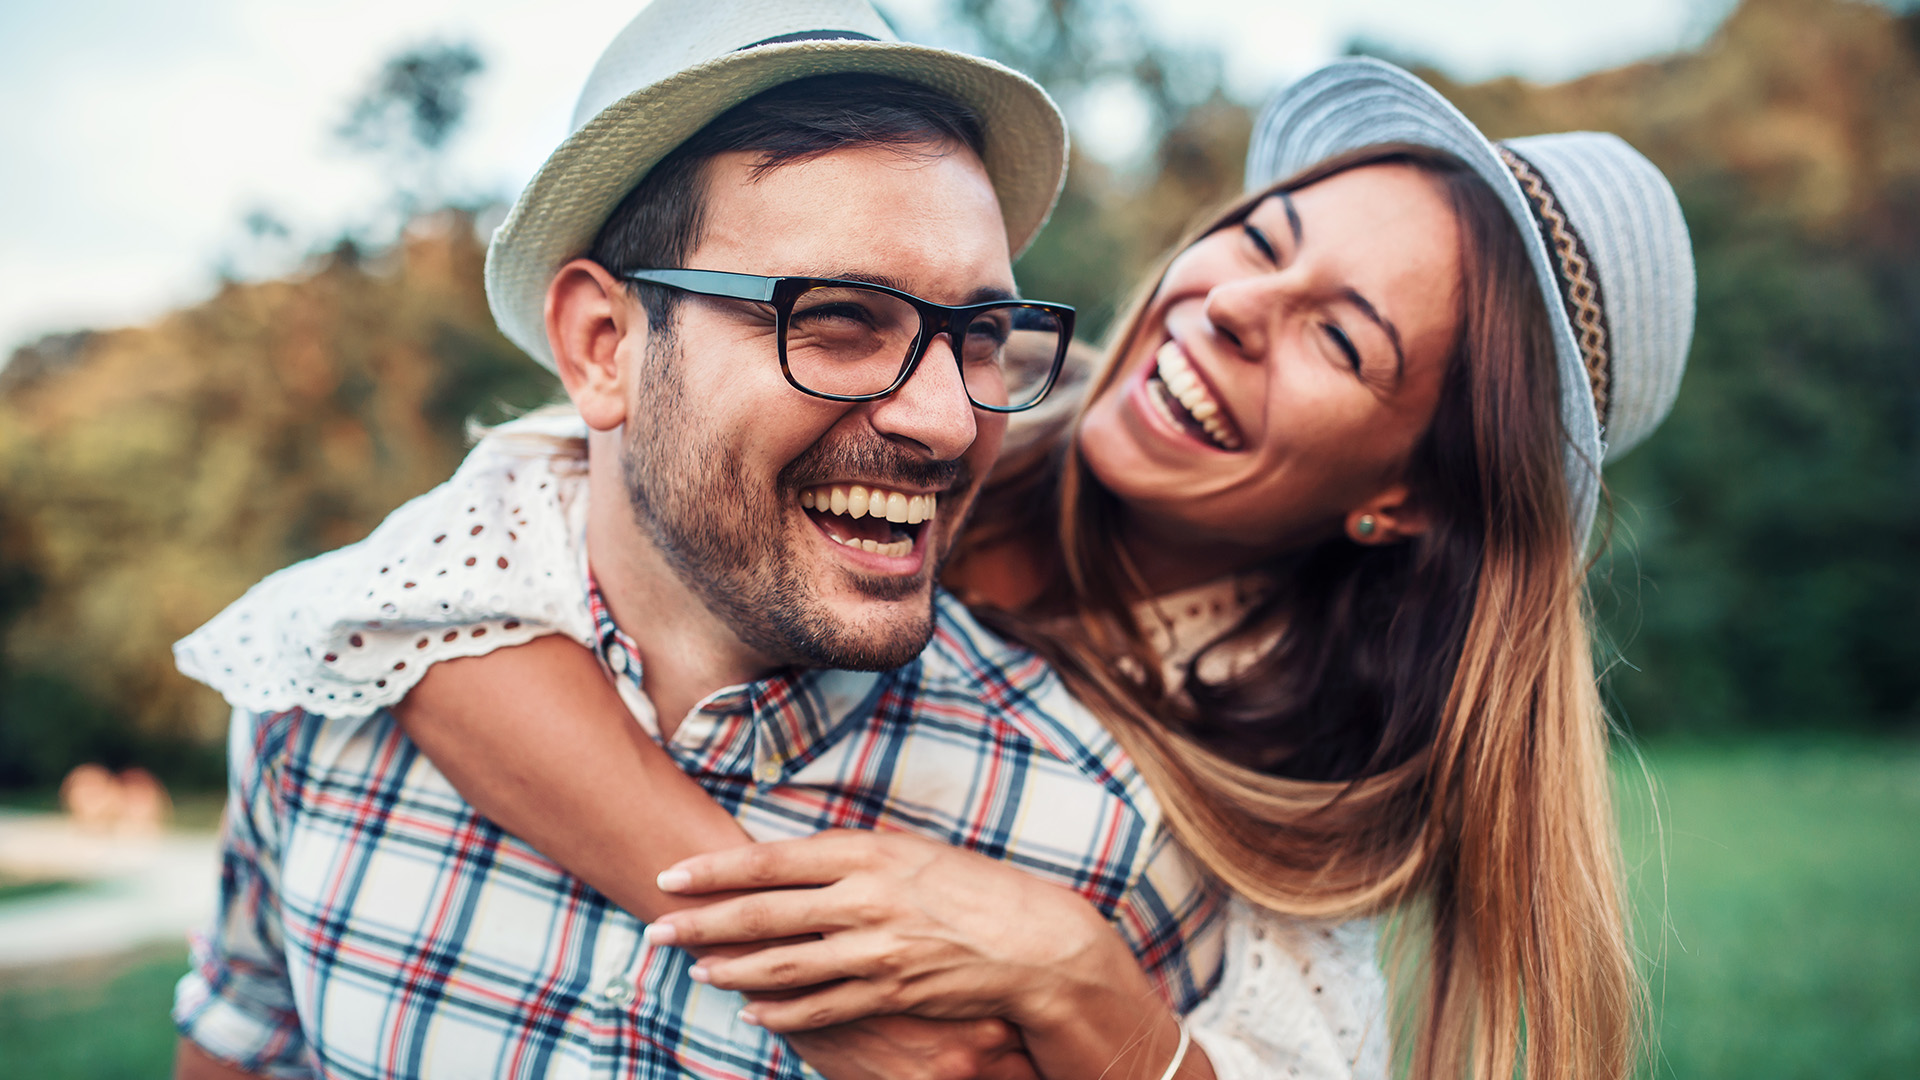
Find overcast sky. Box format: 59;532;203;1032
0;0;1745;357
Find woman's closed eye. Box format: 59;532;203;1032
1242;221;1280;265
1322;321;1362;372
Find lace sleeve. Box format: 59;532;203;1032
1187;900;1391;1080
173;413;598;721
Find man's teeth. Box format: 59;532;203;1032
800;484;935;558
800;484;937;524
1153;342;1243;450
823;533;914;557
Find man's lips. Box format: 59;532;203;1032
800;482;939;560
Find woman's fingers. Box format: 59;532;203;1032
738;977;902;1033
657;830;883;895
691;934;895;995
646;889;843;947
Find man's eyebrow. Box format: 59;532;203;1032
818;270;1016;305
1341;287;1406;382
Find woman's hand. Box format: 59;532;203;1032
644;829;1138;1034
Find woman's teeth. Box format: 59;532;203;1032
1151;342;1243;450
800;484;936;558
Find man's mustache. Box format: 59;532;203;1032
779;436;972;495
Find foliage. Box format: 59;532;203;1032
337;41;486;216
1421;0;1920;732
0;216;559;772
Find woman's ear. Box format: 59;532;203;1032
546;258;641;432
1344;484;1431;545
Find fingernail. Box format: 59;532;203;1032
738;1008;761;1027
643;922;677;946
656;869;692;892
688;963;710;984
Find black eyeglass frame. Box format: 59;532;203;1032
620;268;1075;414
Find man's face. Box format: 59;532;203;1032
619;142;1013;671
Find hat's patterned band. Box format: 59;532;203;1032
1497;145;1613;433
739;30;882;51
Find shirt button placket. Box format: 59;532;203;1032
601;978;636;1008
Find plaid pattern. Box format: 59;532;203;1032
176;588;1225;1079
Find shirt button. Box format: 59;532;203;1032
602;978;636;1007
606;648;629;675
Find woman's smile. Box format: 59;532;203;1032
1141;339;1246;451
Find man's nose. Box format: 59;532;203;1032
864;334;978;461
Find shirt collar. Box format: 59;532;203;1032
586;572;887;786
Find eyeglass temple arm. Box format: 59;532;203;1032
621;269;778;303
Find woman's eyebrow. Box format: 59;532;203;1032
1276;192;1304;248
1341;287;1407;381
1279;191;1402;380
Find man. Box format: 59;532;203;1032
172;1;1221;1076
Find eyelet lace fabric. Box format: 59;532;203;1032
174;414;1390;1076
173;413;598;721
1190;901;1389;1080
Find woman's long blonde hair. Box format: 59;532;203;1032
960;145;1638;1080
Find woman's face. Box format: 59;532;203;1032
1078;162;1466;559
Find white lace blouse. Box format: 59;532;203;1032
175;413;1390;1079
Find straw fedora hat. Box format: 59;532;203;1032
486;0;1069;371
1245;57;1696;542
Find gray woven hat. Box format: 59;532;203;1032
485;0;1069;372
1245;57;1696;541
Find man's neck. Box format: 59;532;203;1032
584;443;776;738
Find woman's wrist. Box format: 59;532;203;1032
1009;909;1205;1080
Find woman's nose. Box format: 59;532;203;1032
1201;272;1286;363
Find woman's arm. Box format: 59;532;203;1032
645;831;1218;1080
394;634;752;919
397;637;1046;1080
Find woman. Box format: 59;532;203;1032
179;58;1694;1080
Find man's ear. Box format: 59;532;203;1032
546;258;641;432
1343;483;1431;545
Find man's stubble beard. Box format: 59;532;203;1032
620;331;966;673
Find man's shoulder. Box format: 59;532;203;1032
913;592;1154;812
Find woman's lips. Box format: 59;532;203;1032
1145;341;1244;451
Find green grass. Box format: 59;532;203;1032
0;743;1913;1077
0;946;187;1079
1620;739;1920;1079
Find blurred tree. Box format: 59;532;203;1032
0;214;558;768
1426;0;1920;733
939;0;1250;338
337;41;486;216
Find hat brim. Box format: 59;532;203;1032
486;40;1067;372
1244;58;1603;542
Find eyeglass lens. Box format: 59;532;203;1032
784;285;1063;410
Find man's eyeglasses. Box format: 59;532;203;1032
620;269;1075;413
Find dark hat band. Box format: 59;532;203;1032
738;30;881;50
1498;144;1614;433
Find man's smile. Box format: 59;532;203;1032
800;483;940;562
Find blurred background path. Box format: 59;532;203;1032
0;812;216;968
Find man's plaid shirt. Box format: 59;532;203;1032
175;586;1226;1079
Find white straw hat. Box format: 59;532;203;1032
1245;57;1696;541
486;0;1069;371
